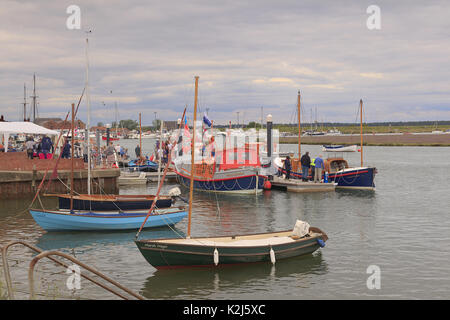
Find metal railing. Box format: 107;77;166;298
1;240;145;300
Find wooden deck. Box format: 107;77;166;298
271;176;336;193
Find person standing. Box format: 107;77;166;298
25;137;35;159
105;142;116;167
310;157;315;181
284;156;292;180
40;135;53;159
61;139;71;159
135;145;141;159
314;155;325;183
300;151;311;182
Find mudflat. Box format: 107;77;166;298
280;133;450;146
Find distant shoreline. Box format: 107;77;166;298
279;133;450;146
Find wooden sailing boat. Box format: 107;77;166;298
49;36;169;210
275;96;377;189
30;103;187;231
134;77;328;269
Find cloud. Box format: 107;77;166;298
0;1;449;125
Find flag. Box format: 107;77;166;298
203;112;212;127
184;117;190;138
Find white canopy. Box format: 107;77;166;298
0;122;59;135
0;121;59;152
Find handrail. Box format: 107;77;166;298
1;240;145;300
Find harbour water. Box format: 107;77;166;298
1;142;449;299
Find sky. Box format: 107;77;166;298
1;0;450;126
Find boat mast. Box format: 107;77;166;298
157;120;164;188
139;113;142;159
360;99;363;167
297;90;301;157
22;84;28;121
70;103;75;211
31;73;38;123
187;76;199;238
86;31;92;195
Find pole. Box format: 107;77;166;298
187;76;199;238
157;120;164;188
360;99;363;167
139;113;142;159
297;90;301;157
70;103;75;211
86;34;91;195
31;73;37;123
22;84;28;121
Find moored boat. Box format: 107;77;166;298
322;144;358;152
128;159;159;172
30;207;187;232
135;76;328;270
135;227;327;269
53;193;174;211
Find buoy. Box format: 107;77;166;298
269;247;276;264
264;181;272;190
214;248;219;266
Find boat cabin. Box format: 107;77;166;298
324;157;349;173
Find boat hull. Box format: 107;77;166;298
29;209;187;232
58;196;172;211
277;166;376;190
128;159;159;172
135;230;326;269
175;169;266;194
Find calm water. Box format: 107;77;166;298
1;141;450;300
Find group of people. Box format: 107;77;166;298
25;135;54;159
282;152;325;183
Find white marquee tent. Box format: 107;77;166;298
0;122;59;152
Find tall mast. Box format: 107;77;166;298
139;113;142;158
70;103;75;211
187;76;199;238
31;73;38;122
22;84;28;121
297;90;301;157
85;32;92;195
157;120;164;188
360;99;363;167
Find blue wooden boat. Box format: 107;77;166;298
128;159;159;172
54;194;174;211
29;207;187;232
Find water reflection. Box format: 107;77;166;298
35;227;186;252
140;252;328;299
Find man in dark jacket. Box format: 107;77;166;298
41;135;54;159
300;151;311;182
284;156;292;180
61;139;71;159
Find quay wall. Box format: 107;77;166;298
0;152;119;199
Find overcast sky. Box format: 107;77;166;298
1;0;449;126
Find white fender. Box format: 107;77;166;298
214;248;219;266
270;247;276;264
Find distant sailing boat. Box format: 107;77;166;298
135;77;328;269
